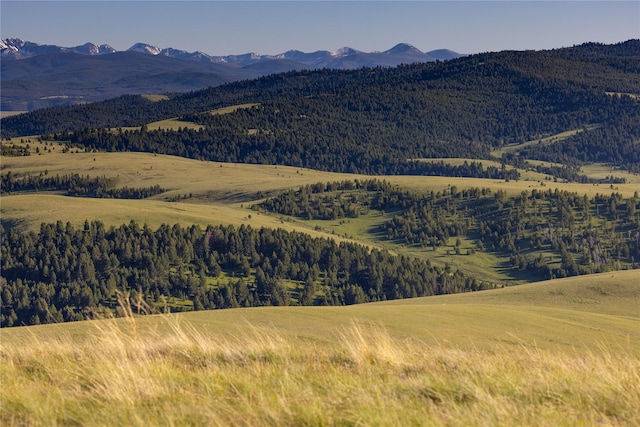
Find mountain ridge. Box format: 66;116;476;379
1;38;117;59
1;38;463;65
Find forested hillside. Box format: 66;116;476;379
0;221;487;327
257;179;640;280
2;40;639;172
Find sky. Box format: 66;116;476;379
1;1;639;56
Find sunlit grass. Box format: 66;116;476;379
579;163;640;185
2;272;639;424
145;117;204;131
2;302;638;426
4;150;639;284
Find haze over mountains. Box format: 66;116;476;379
1;38;463;110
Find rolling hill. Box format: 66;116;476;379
4;269;637;345
1;41;639;325
2;145;639;326
1;270;638;425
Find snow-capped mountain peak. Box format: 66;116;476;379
2;38;464;67
128;43;163;55
384;43;423;55
331;47;360;57
75;42;116;55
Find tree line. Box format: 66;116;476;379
1;171;165;199
0;220;493;327
517;101;640;173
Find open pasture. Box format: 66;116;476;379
112;103;260;132
3;150;639;284
0;111;27;118
140;94;170;102
4;149;638;198
3;269;637;351
580;163;640;185
0;194;367;248
144;117;204;131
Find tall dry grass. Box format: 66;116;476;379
1;298;639;426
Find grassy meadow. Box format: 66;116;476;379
1;270;639;426
0;111;27;119
2;49;640;425
140;103;260;131
115;103;260;132
4;149;639;228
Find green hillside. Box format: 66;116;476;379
2;40;639;426
257;179;640;280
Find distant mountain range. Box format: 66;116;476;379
1;38;463;111
0;38;117;58
1;38;462;66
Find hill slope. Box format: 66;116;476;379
1;41;639;426
1;271;638;426
2;270;638;348
2;149;639;292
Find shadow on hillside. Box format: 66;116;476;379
0;218;28;233
495;259;542;284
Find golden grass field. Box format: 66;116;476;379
116;103;260;132
0;111;27;119
1;270;639;426
140;94;170;102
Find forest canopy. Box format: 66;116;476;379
0;220;489;327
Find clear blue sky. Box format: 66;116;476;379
2;1;638;55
